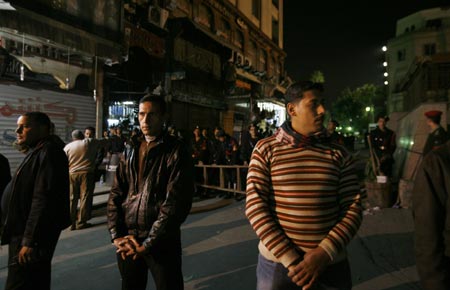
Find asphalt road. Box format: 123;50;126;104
0;199;420;290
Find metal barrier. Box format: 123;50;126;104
194;164;248;195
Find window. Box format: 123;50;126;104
218;18;231;40
252;0;260;19
259;49;267;71
272;17;279;44
397;49;406;61
424;43;436;56
246;41;257;69
426;18;442;29
234;30;244;49
198;4;213;28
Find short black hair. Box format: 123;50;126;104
23;112;51;130
139;94;167;115
85;126;95;134
284;81;324;105
376;113;389;122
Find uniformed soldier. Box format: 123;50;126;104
423;110;449;156
370;114;396;177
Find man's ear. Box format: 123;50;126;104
286;103;296;117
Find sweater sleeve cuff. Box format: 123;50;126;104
318;239;338;262
278;247;302;268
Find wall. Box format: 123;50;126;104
0;84;96;172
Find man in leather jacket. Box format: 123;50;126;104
107;94;194;290
1;112;70;290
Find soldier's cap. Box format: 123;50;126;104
424;110;442;118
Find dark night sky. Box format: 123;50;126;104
283;0;448;100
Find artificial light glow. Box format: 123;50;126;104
384;81;389;85
20;64;24;81
365;106;371;112
410;141;414;146
346;126;353;132
384;72;388;77
382;46;387;52
383;62;388;67
122;101;134;105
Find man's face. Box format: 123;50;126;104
138;101;164;137
288;90;325;136
327;121;336;133
377;118;386;131
16;115;45;147
249;126;257;137
85;129;95;139
193;128;200;136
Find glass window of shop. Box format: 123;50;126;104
107;101;138;132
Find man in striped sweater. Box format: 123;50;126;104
246;81;363;290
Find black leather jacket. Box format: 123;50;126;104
1;136;71;247
107;133;194;249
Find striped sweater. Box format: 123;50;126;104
245;122;363;268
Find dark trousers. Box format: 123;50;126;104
5;233;60;290
116;238;184;290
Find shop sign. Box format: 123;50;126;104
236;79;251;90
125;23;165;58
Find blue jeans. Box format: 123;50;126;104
256;254;352;290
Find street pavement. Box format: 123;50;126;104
0;198;421;290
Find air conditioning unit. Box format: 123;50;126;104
148;6;168;28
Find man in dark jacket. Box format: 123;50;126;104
107;94;194;290
0;153;11;207
1;111;70;290
413;140;450;290
369;114;396;178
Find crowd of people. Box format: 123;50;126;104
0;86;449;290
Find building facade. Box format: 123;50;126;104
0;0;288;147
0;0;122;171
386;6;450;113
385;6;450;182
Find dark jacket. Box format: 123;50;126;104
107;133;194;250
423;126;449;156
1;136;70;247
370;127;396;159
413;141;450;290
